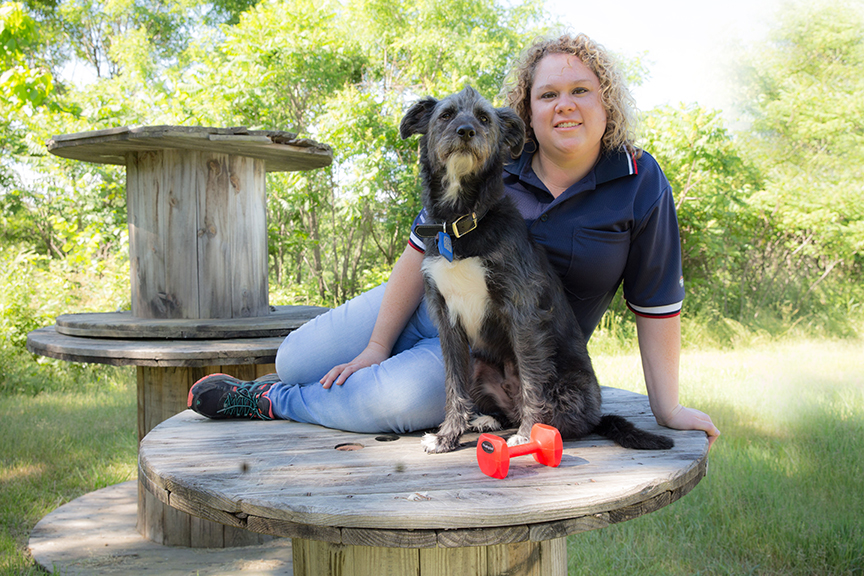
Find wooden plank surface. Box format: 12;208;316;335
286;537;567;576
160;148;200;318
46;125;332;172
127;151;166;318
54;305;328;339
26;326;283;366
227;155;268;318
138;387;709;546
135;363;280;547
197;152;234;318
128;149;272;320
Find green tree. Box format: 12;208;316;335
173;0;547;304
640;104;762;320
1;1;58;245
0;2;53;111
735;0;864;328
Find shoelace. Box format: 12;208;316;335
218;383;272;420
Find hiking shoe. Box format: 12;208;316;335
187;373;278;420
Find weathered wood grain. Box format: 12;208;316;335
127;149;272;319
538;537;568;576
161;148;200;319
46;125;332;172
436;525;528;548
127;150;166;318
293;539;359;576
54;306;328;339
26;326;283;366
139;387;709;545
246;515;342;543
134;362;279;547
227;154;268;318
419;545;484;575
342;527;437;548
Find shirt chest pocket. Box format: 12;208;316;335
545;228;631;301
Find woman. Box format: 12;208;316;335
188;33;720;449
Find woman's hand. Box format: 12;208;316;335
657;403;720;450
319;343;390;389
320;245;427;390
635;315;720;450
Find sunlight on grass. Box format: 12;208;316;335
572;338;864;576
0;464;46;485
0;373;137;575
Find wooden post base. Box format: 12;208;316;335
136;362;278;547
291;537;568;576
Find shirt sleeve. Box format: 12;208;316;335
622;181;685;318
408;208;428;253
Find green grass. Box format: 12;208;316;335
572;339;864;576
0;365;137;575
1;339;862;575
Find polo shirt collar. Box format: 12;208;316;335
504;147;638;191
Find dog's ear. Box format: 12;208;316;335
400;97;438;139
496;106;525;158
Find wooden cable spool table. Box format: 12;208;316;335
139;387;709;576
26;125;331;549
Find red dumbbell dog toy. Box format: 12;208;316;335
477;423;563;479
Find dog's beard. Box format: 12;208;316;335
440;152;480;207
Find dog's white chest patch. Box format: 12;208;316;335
423;256;489;343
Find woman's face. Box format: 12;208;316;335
529;53;607;166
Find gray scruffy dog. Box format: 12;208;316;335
400;86;673;453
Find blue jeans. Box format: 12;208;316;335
269;283;446;433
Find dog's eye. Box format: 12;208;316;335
478;114;490;124
439;111;453;120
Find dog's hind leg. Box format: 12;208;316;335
469;414;504;432
466;358;509;432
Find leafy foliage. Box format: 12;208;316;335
731;0;864;331
0;0;862;367
640;105;762;319
167;0;547;304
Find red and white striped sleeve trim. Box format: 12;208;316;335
627;300;683;319
408;230;426;253
408;210;428;253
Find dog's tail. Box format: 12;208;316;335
594;414;674;450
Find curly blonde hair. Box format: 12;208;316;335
502;33;637;154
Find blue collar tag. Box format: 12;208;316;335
437;231;453;262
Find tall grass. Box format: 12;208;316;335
0;367;137;575
572;339;864;576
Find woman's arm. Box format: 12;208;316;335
635;314;720;449
320;245;427;388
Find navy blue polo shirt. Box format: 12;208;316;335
409;148;685;339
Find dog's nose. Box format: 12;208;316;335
457;125;476;141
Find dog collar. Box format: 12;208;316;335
414;210;486;239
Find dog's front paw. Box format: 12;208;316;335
507;434;530;447
469;414;503;433
421;432;459;453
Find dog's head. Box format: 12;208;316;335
400;86;525;182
